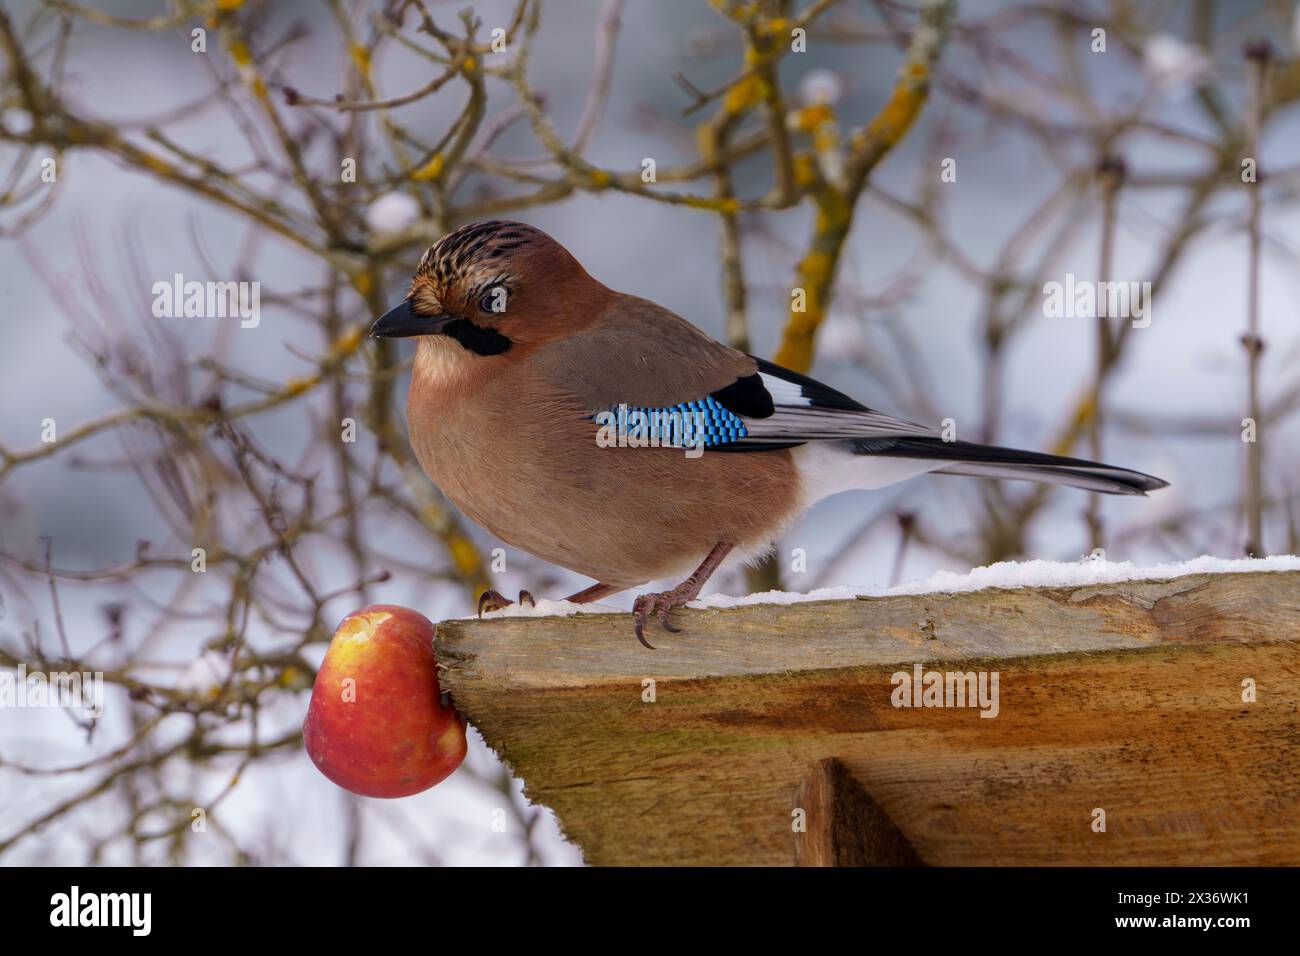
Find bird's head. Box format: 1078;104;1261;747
369;220;605;355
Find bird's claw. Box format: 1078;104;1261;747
477;588;537;618
477;589;511;617
631;590;692;649
631;596;657;650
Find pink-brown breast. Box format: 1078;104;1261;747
406;338;801;587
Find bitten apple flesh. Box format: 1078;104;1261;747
304;604;467;798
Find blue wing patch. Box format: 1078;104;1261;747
590;360;919;453
595;396;749;449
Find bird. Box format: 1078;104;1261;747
371;219;1168;648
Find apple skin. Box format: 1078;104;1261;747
303;604;467;798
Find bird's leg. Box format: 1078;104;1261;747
563;582;624;603
477;582;624;618
632;542;733;649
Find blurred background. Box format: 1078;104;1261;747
1;0;1298;865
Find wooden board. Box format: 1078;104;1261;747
433;570;1300;865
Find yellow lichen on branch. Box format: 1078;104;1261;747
773;185;852;372
848;60;932;178
772;0;954;374
412;154;445;181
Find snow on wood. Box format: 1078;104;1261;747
435;565;1300;865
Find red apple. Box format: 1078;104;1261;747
303;604;467;797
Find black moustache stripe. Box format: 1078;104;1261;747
441;318;512;356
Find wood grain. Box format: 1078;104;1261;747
434;570;1300;865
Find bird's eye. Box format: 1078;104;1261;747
478;287;507;314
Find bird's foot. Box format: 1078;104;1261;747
476;588;536;618
631;587;694;650
629;543;735;650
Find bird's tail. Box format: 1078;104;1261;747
850;437;1168;496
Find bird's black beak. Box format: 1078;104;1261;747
368;300;460;338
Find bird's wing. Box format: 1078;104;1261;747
528;296;756;410
529;298;935;452
727;358;940;446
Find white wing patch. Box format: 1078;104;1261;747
757;372;811;406
742;372;937;442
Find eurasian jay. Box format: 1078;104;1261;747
371;220;1167;647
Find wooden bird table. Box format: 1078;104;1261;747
433;570;1300;865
